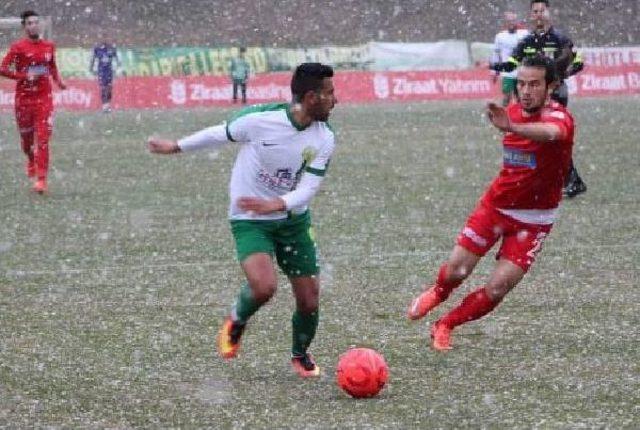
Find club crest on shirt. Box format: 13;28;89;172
302;147;317;164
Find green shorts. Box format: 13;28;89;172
230;211;319;277
502;77;517;95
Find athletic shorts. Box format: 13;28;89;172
230;211;319;277
502;77;517;95
15;100;53;140
456;202;552;272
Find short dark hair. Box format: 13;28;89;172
291;63;334;102
531;0;549;7
20;10;38;26
521;55;557;85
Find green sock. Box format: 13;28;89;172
291;309;319;356
232;283;260;324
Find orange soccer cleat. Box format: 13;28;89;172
291;353;321;378
32;178;48;194
217;317;245;359
407;286;443;320
430;321;453;351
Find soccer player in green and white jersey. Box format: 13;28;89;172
230;47;250;104
491;11;529;106
148;63;337;378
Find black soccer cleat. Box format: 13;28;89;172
564;177;587;198
291;353;321;377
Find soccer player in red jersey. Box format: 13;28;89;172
408;55;575;351
0;10;66;194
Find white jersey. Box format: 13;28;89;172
493;29;529;78
177;103;335;221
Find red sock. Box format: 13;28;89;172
434;264;462;300
439;287;498;328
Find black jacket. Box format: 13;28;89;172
491;27;584;80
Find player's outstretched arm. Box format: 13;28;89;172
148;137;181;154
237;197;286;214
486;102;512;131
148;123;237;155
487;102;563;142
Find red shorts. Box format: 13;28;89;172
15;99;53;138
456;202;552;272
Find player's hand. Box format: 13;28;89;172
147;137;180;154
237;197;286;214
57;81;67;90
486;102;512;132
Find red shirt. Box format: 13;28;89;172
482;101;575;210
0;38;61;103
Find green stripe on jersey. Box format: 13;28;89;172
325;121;335;134
226;103;288;141
227;102;289;125
225;124;235;142
305;166;326;177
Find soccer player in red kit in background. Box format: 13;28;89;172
408;55;575;351
0;10;66;194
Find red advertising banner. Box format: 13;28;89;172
1;65;638;112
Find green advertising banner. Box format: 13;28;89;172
4;42;491;79
118;46;269;77
58;48;94;78
53;46;269;78
265;45;371;71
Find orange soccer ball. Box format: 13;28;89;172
336;348;389;398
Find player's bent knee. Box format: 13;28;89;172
292;281;320;313
297;300;319;315
485;282;514;302
446;261;474;283
250;280;277;303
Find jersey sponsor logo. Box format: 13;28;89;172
503;148;537;168
257;168;295;191
27;65;49;76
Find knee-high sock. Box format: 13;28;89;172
231;283;261;324
439;287;498;328
434;263;463;301
20;132;34;161
291;309;319;356
34;109;52;179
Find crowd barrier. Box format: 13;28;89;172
1;65;638;111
